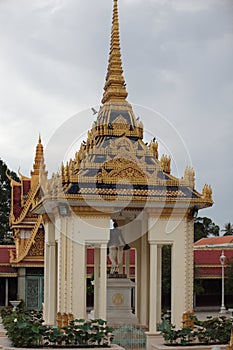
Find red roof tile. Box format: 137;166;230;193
194;236;233;247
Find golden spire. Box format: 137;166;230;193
101;0;128;104
31;135;46;177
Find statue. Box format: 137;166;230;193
108;222;127;274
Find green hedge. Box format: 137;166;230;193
1;308;113;348
160;315;232;346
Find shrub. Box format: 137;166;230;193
1;308;114;348
160;315;232;346
1;309;46;347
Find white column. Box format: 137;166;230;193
56;217;67;313
149;241;158;333
17;267;26;300
171;241;186;328
94;247;100;318
44;220;57;325
48;242;56;324
185;219;194;312
99;243;107;320
5;278;8;306
132;240;140;320
72;241;86;318
156;245;162;323
140;233;149;326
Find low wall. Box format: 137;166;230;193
146;333;227;350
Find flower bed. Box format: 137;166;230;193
0;308;114;348
160;315;232;346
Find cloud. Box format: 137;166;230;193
0;0;232;228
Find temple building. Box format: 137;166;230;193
2;138;45;309
2;0;213;337
194;236;233;308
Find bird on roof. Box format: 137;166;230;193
91;107;98;115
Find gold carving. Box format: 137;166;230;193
183;311;194;330
202;184;213;202
160;155;171;174
10;216;43;263
28;229;44;257
149;139;158;159
112;293;124;306
184;166;195;188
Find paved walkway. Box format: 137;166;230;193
0;317;12;348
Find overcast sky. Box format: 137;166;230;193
0;0;232;230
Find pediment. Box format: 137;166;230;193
101;158;148;185
109;136;138;155
112;114;128;125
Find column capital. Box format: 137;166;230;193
148;239;171;246
100;242;108;249
42;213;53;224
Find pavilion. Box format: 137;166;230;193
7;0;213;335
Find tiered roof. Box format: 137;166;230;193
35;0;213;214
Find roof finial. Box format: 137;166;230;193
31;135;46;178
101;0;128;104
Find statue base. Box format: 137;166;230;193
107;276;138;325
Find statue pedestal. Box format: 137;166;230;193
107;275;138;325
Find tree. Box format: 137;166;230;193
194;216;220;242
0;158;18;244
221;222;233;236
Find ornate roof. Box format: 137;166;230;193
7;136;45;266
34;0;213;214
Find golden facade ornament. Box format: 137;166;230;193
10;215;43;263
202;184;213;202
149;139;158;159
112;293;124;306
28;229;44;257
160;154;171;174
184;166;195;188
